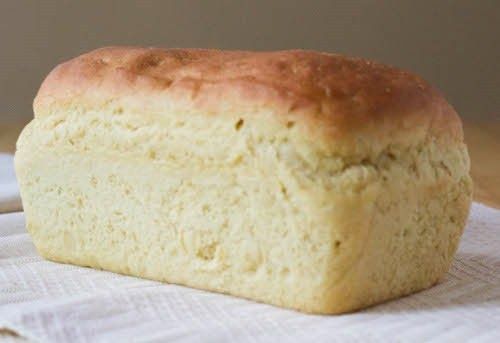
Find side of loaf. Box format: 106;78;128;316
15;47;472;314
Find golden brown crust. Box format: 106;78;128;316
34;46;463;150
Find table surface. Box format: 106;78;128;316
1;120;499;209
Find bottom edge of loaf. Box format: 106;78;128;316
36;247;447;315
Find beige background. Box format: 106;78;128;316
0;0;499;124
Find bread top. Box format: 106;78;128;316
34;47;463;156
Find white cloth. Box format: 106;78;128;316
0;154;499;342
0;154;22;213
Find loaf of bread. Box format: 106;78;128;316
15;47;472;313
